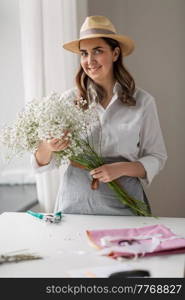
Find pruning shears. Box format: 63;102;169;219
27;210;62;223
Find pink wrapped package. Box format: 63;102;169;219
86;224;185;259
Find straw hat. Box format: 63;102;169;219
63;15;135;56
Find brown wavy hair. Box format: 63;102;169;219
75;37;136;108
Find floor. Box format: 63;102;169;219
0;184;38;214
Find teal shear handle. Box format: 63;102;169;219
27;210;44;219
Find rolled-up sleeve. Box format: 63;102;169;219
137;97;168;187
31;153;57;173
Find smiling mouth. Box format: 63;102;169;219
88;66;102;72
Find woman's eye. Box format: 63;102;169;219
94;49;102;54
80;52;87;57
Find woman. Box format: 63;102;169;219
32;16;167;215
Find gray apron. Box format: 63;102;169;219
56;156;151;216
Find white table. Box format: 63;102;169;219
0;212;185;278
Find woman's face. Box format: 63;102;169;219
80;38;119;85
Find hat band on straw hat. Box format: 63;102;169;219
80;28;116;38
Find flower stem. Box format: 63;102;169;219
108;181;151;216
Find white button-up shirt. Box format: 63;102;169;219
31;83;168;187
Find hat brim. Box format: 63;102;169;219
62;34;135;56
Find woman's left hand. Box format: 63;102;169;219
90;162;126;183
90;161;146;182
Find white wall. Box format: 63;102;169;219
0;0;35;184
87;0;185;217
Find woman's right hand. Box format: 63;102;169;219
35;130;70;166
44;131;71;153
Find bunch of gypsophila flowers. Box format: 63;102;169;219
0;91;151;216
0;91;98;164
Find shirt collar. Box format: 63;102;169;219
106;81;122;109
113;81;122;96
87;80;122;103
